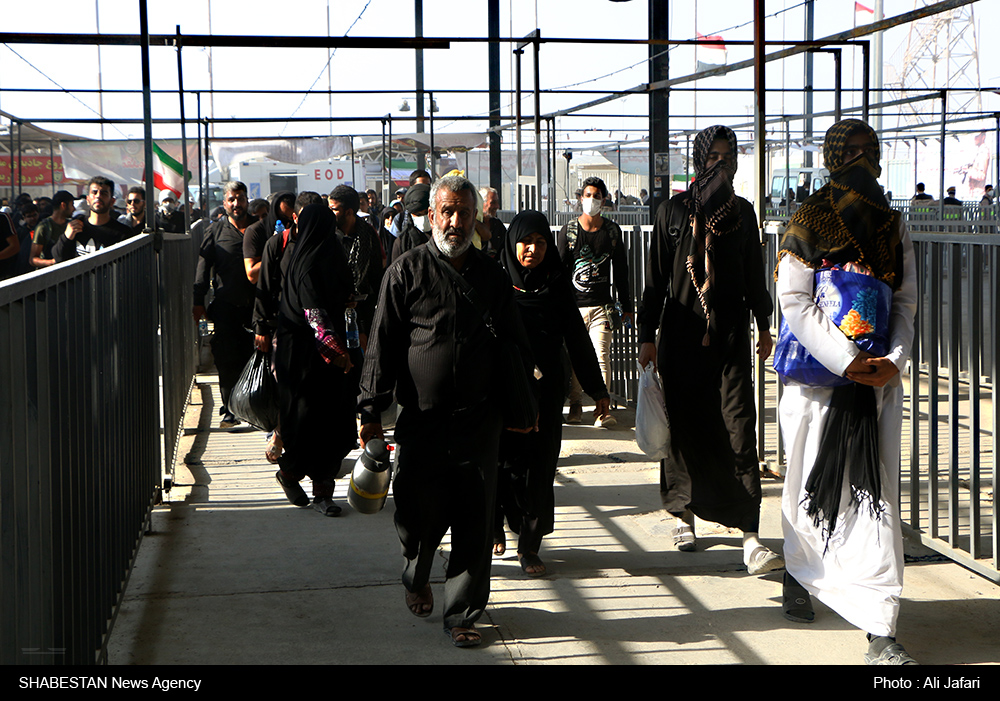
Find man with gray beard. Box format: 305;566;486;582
358;175;533;648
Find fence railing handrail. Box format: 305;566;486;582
0;234;152;303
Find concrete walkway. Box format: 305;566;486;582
107;375;1000;666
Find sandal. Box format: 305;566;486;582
265;440;282;464
782;572;815;623
746;546;785;575
493;531;506;557
673;524;696;552
276;470;309;507
444;625;482;648
311;496;342;517
405;585;433;618
518;552;546;577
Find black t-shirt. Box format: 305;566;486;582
242;219;273;261
52;217;132;263
557;217;633;312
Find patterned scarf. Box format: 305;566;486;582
687;125;742;345
777;119;903;290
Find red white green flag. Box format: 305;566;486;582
152;142;190;198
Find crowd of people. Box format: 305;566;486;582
190;120;917;663
0;177;204;282
4;119;919;662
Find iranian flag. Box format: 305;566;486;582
152;142;190;198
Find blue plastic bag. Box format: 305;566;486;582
773;267;892;387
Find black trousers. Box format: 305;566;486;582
392;405;502;630
208;300;254;411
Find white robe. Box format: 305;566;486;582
776;221;917;637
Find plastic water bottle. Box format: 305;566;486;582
345;308;360;349
275;220;284;235
199;318;208;336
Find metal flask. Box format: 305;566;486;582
348;439;393;514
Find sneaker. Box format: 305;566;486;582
566;403;583;424
599;413;617;428
746;546;784;575
864;637;919;665
219;412;241;429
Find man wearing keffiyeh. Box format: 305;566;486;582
638;125;779;575
775;119;918;665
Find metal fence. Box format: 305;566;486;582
158;234;197;486
0;231;198;664
534;208;998;581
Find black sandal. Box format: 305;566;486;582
782;572;815;623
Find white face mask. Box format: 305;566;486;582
581;196;603;217
411;214;432;232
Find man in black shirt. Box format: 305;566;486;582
389;183;431;264
118;186;148;234
193;181;256;429
52;176;132;263
358;175;532;649
328;185;383;349
156;192;186;233
911;182;933;202
557;176;633;426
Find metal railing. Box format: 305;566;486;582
0;231;198;664
158;234;197;485
542;209;998;581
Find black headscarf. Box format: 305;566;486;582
499;210;564;304
403;184;431;214
280;204;352;328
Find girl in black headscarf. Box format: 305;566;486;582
496;210;610;576
274;204;358;516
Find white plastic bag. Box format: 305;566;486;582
635;361;670;461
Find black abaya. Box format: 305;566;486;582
275;204;357;487
639;192;772;531
496;210;608;554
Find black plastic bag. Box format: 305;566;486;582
229;350;280;431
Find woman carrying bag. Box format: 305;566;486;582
274;204;358;517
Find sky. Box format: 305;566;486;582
1;0;998;190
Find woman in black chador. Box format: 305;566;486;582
496;210;610;575
274;203;357;516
